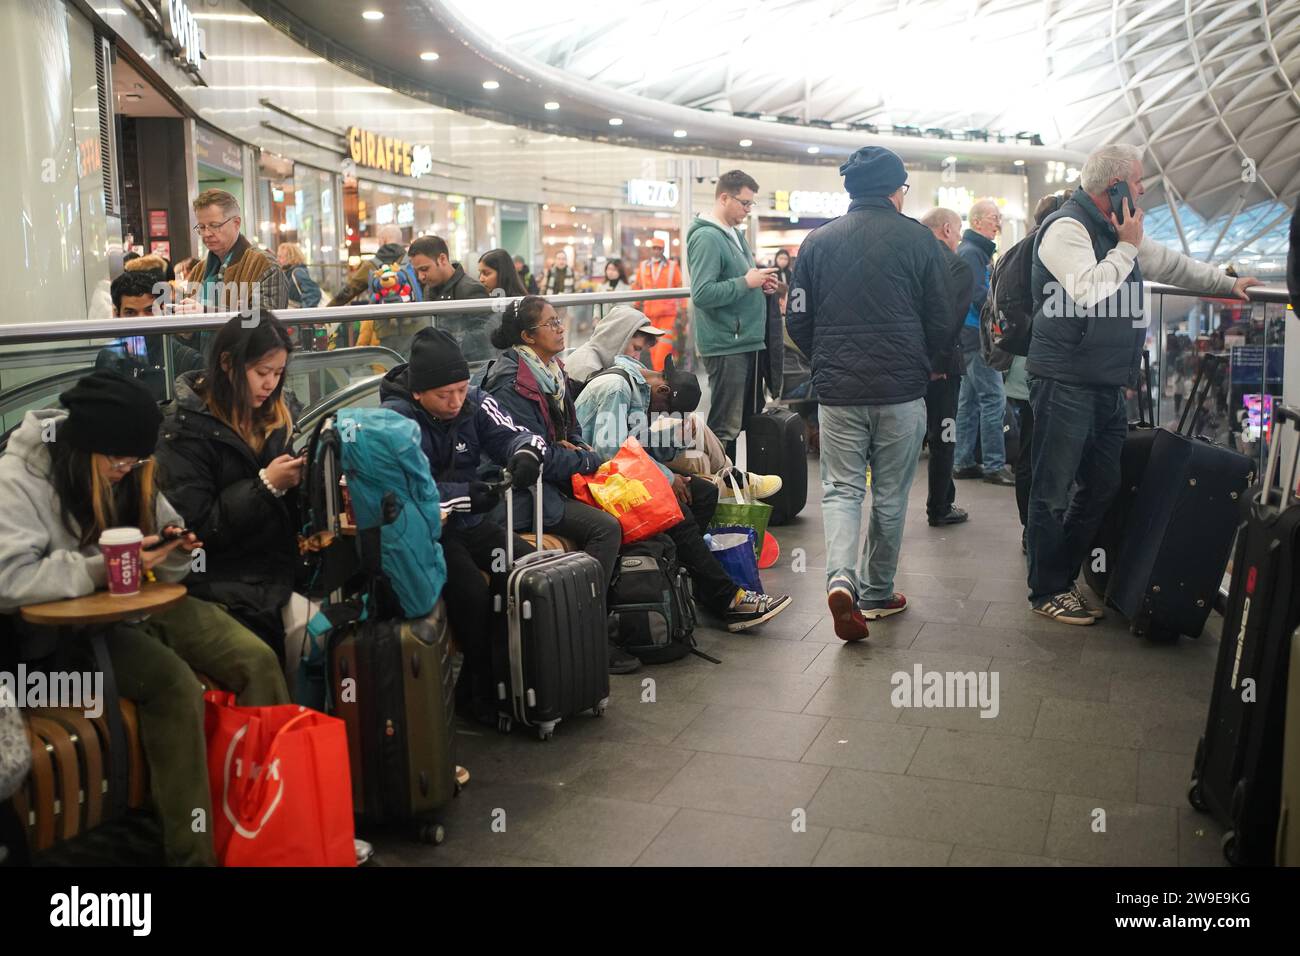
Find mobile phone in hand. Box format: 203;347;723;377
144;526;193;550
1107;181;1136;224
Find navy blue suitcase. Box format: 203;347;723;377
1107;423;1253;640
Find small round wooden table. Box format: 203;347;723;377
20;580;187;817
20;580;187;627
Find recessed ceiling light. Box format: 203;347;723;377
738;139;753;148
544;101;560;110
420;51;439;61
944;155;957;164
759;114;778;123
569;206;577;212
807;146;821;154
362;10;384;20
1013;159;1026;166
482;80;500;90
608;117;623;126
830;121;850;130
673;129;688;138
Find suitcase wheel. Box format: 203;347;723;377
418;823;446;846
497;714;512;735
1220;830;1241;866
536;721;557;742
593;699;608;718
1187;779;1208;813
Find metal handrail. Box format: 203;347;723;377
0;288;692;346
1145;281;1291;303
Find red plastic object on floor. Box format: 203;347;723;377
759;531;779;569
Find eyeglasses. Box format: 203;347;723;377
729;195;756;210
107;457;152;473
193;216;237;235
529;319;565;333
899;183;911;195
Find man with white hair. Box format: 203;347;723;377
953;199;1014;486
1025;143;1256;625
919;207;976;527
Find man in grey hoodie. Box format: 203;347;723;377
566;304;671;386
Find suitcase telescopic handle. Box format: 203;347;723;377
1261;405;1300;508
1138;349;1153;427
501;467;547;568
1175;353;1221;437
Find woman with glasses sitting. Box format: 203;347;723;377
154;314;303;663
479;296;636;675
0;370;288;865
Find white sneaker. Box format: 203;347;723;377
355;838;374;865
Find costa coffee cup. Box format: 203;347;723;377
99;528;144;597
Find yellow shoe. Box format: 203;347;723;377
455;765;470;787
746;473;783;499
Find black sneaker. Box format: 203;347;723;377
1032;591;1095;626
1071;585;1105;621
726;591;792;632
608;642;642;675
928;507;969;527
983;467;1016;486
953;465;983;480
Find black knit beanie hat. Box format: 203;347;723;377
59;370;162;458
408;327;471;392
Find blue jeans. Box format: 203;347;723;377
1026;377;1127;603
820;400;926;602
955;349;1008;473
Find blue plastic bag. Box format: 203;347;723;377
706;525;763;594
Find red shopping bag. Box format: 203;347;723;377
204;691;356;867
572;435;684;544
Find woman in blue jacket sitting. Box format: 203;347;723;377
481;296;637;675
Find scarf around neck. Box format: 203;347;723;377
516;345;566;400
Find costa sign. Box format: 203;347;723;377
161;0;204;71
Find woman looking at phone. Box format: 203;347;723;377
155;314;304;661
0;370;288;865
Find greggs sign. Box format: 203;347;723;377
347;127;421;177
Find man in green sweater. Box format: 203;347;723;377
686;169;778;461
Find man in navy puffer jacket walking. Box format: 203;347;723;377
788;146;952;642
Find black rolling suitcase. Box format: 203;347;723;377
1107;357;1254;640
1084;352;1156;597
491;473;609;740
747;406;807;525
1190;406;1300;864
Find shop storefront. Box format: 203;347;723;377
345;179;469;258
755;189;848;265
539;204;613;280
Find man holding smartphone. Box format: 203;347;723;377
686;169;779;462
1024;143;1258;626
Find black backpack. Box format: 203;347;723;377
979;231;1036;368
609;535;717;664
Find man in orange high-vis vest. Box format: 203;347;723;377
632;240;685;370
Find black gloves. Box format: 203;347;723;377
507;446;543;489
467;481;501;514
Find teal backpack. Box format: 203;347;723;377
336;406;446;619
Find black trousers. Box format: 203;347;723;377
925;375;961;519
665;475;741;613
1010;397;1035;528
441;518;535;704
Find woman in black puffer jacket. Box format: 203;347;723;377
155;315;303;661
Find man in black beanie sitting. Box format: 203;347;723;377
380;327;547;723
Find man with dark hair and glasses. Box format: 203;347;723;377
686;169;778;462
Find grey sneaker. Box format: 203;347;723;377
1071;585;1105;621
726;590;792;632
1032;591;1095;626
355;838;375;865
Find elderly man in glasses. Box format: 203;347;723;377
178;189;288;316
685;169;779;463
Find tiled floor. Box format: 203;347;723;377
375;455;1229;867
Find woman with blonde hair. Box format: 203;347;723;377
155;314;303;660
0;370;288;864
